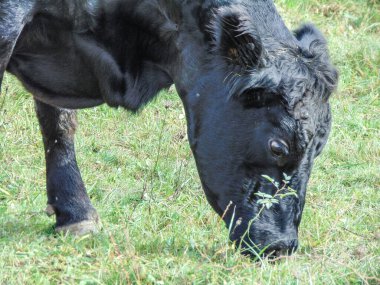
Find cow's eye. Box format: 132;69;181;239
269;139;289;157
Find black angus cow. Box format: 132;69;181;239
0;0;338;257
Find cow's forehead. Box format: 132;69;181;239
263;59;330;148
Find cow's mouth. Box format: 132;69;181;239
240;236;299;260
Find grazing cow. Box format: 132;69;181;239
0;0;338;257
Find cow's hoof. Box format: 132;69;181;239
45;204;100;236
55;219;100;236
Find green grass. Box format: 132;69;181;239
0;0;379;284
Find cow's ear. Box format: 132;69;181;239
294;24;339;96
213;9;263;68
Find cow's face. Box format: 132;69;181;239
181;8;338;257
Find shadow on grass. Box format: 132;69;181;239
0;213;55;240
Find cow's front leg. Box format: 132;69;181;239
35;100;99;235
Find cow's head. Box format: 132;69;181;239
178;6;338;257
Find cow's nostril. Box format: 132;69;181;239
265;239;299;258
265;247;287;259
268;248;292;259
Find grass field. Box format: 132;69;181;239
0;0;379;284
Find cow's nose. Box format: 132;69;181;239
265;239;298;258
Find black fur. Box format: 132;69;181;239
0;0;338;257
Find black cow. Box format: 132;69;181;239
0;0;338;257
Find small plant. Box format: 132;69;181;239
255;173;298;209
